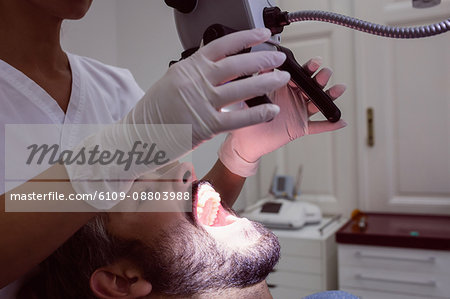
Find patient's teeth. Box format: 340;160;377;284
207;209;216;226
196;184;222;226
197;207;203;215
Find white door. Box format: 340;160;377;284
246;0;358;217
355;0;450;214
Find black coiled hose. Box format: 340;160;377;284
288;10;450;38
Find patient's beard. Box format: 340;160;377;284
134;220;280;296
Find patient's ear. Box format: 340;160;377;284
90;259;152;298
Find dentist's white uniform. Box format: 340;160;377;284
0;53;144;298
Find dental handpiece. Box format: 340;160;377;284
203;24;341;122
275;45;341;122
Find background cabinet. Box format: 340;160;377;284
267;217;346;298
339;245;450;299
337;213;450;298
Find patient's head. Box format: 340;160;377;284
19;181;280;298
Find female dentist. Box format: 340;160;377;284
0;0;346;297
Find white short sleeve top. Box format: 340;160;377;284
0;53;145;298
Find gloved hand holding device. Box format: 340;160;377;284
67;28;290;210
127;28;289;147
219;57;347;177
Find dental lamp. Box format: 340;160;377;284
165;0;449;122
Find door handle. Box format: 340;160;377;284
367;108;374;147
355;273;436;287
355;251;436;263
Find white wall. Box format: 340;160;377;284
115;0;181;90
61;0;118;66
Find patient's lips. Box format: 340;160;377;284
193;182;238;227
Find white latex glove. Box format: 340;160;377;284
67;28;290;210
218;57;347;177
127;28;290;146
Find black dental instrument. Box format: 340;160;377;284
202;24;341;122
275;45;341;122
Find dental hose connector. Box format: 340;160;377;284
263;6;449;39
263;7;290;35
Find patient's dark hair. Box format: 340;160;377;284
17;215;147;299
18;213;280;298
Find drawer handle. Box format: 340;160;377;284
355;251;436;263
355;274;437;287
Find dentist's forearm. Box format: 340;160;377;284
202;159;246;207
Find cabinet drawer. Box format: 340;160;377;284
279;237;321;258
341;288;432;299
339;244;450;275
340;266;450;298
267;270;322;290
276;255;322;274
269;286;319;299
